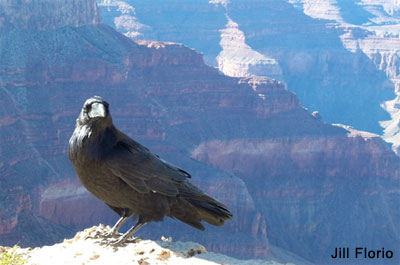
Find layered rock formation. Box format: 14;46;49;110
192;126;400;264
1;1;400;265
98;0;400;152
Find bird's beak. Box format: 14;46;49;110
89;102;107;119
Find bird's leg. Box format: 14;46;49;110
104;216;129;238
110;217;147;246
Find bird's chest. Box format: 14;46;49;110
72;138;105;165
75;163;125;203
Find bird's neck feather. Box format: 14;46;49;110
80;123;117;160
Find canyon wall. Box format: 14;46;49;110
98;0;400;152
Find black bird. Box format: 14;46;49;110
68;96;232;245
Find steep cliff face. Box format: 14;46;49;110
226;0;395;135
192;127;400;263
357;36;400;153
285;0;400;153
98;0;400;151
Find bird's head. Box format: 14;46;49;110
77;96;112;128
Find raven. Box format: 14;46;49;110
68;96;232;245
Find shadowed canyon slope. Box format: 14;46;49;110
0;1;400;264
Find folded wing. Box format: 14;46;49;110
106;139;190;197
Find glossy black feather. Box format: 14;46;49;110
68;96;232;234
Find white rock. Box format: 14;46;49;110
16;225;288;265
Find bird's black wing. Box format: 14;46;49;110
105;139;190;197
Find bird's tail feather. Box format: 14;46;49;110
169;199;206;230
173;182;232;229
169;194;232;230
187;197;232;226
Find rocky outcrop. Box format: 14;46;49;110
0;0;101;30
5;225;304;265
